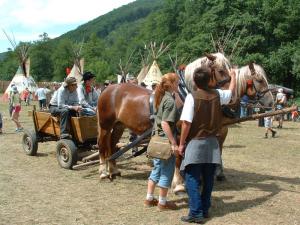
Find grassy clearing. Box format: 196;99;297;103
0;99;299;225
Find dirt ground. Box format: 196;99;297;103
0;100;299;225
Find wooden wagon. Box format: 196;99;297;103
21;107;98;169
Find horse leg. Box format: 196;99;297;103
172;154;185;195
98;127;112;179
216;126;228;181
107;122;125;179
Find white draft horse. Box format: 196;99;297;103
172;62;274;194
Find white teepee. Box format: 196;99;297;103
68;58;84;83
141;41;170;87
137;64;150;84
143;60;162;86
2;31;38;101
68;41;84;83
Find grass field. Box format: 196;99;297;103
0;99;299;225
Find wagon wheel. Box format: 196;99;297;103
56;139;78;169
22;129;38;156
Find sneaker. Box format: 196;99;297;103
144;198;158;207
264;133;268;138
181;215;204;224
271;130;277;138
157;201;178;211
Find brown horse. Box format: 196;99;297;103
97;53;231;179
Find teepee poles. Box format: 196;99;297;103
3;29;30;77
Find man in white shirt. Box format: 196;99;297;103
35;87;50;110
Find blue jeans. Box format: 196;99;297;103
80;108;96;116
149;155;176;188
184;163;216;217
240;105;247;118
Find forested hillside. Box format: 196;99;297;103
0;0;299;93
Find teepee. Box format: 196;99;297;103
68;41;84;83
142;41;170;87
2;31;38;101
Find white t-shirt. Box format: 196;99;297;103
276;92;286;103
180;89;232;123
35;88;47;100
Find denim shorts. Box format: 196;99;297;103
149;154;176;188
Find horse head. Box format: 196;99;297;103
237;62;274;108
185;52;231;92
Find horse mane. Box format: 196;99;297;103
184;52;231;92
236;63;269;97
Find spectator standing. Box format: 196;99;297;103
23;87;30;106
264;112;276;138
275;88;286;128
8;84;15;118
286;95;295;121
35;87;50;110
240;95;249;118
144;73;179;211
11;86;23;132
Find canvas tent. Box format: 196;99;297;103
2;31;38;101
137;64;150;84
141;42;169;88
3;59;38;100
142;60;163;86
68;58;84;83
67;41;84;83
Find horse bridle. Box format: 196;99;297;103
209;62;231;89
210;65;271;105
247;78;271;104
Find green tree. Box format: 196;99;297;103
30;33;54;81
51;39;73;81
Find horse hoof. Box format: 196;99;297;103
173;185;186;195
174;191;186;196
216;175;226;182
99;171;109;179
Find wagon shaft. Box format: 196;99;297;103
222;106;298;126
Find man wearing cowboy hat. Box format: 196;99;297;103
49;76;82;139
77;71;99;116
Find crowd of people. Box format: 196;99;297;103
1;67;298;223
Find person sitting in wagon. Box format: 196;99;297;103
49;76;82;139
77;71;99;116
